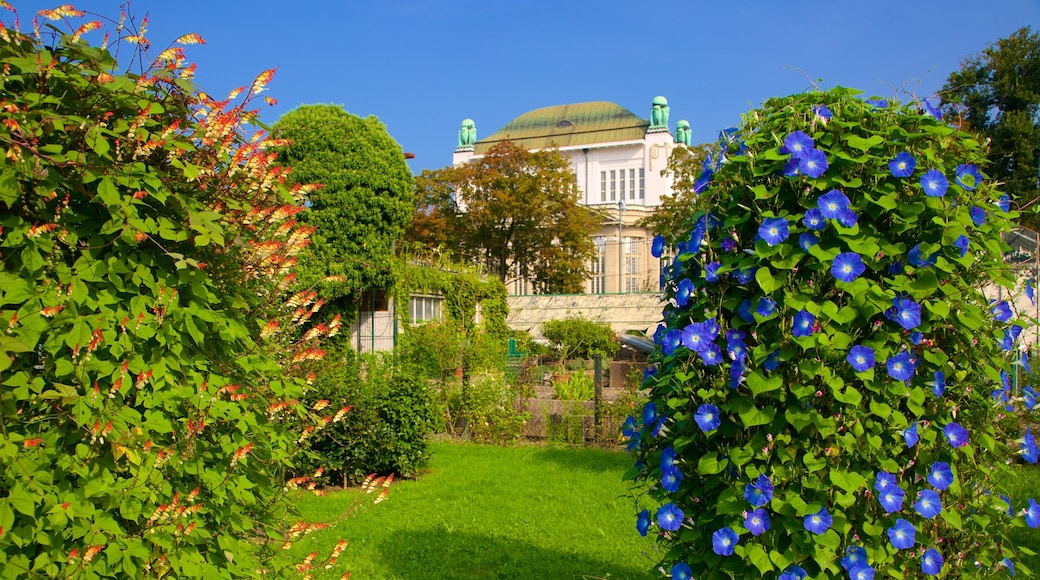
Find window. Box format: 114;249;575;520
591;236;607;294
623;236;643;293
629;168;636;200
639;168;645;199
409;294;443;324
610;170;617;201
600;171;607;202
512;278;529;295
619;169;626;199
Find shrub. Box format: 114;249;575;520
628;88;1039;578
436;375;528;444
397;320;464;381
0;10;348;577
552;373;595;401
542;315;619;361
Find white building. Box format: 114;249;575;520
453;98;689;296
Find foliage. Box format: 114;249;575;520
436;375;529;444
397;319;464;381
552;373;594;401
407;141;600;294
273;104;414;305
628;87;1038;578
547;402;591;445
542;315;619;361
296;347;434;486
638;142;713;244
0;9;352;577
942;26;1040;222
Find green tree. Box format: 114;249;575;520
942;26;1040;218
638;142;712;244
408;141;599;294
273;105;414;304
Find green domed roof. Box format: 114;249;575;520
474;101;649;154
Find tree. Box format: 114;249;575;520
408;141;599;294
273;105;414;305
942;26;1040;218
638;142;713;244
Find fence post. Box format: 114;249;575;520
594;355;603;442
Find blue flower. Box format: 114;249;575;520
944;422;969;448
695;404;721;433
671;562;693;580
721;237;737;253
745;507;770;536
887;518;916;550
799;148;829;178
814;104;833;121
849;565;876;580
841;546;869;572
886;350;916;383
910;331;923;345
660;447;676;471
866;98;889;109
657;503;684;531
1022;427;1038;464
1000;558;1015;577
693;169;713;194
799;232;818;252
792;309;815;337
642;402;658;426
921;98;942;120
832;252;866;282
920;169;949;197
970;206;986;227
682;321;715;352
738;299;754;322
803;506;832;534
921;548;944;576
712;527;739;556
651;235;666;258
783;130;815;158
1030;280;1037;305
838;209;859;228
759;217;790;246
778;565;807;580
887;297;922;330
636;509;651;536
726;340;746;364
675;278;693;308
908;244;937;267
705;261;721;282
933;371;946;397
1002;495;1014;517
818;189;850;219
889;152;917;178
914;489;943;519
735;267;757;284
904;422;920;449
1003;325;1024;351
698;343;723;366
846;345;875;372
954;235;969;257
890;261;904;275
879;485;905;513
803;208;826;230
661;466;683;492
1024;386;1037;411
875;471;897;491
1027;498;1039;528
927;462;954;491
730;358;746;389
745;474;774;508
991;301;1013;322
662;329;681;356
998;194;1011;212
782;158;800;177
756;297;777;318
764;350;780;371
955;164;983;190
725;328;745;345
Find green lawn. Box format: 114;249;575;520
288;441;656;579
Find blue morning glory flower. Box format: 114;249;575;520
738;299;754;322
782;158;800;177
1027;498;1040;528
651;235;665;258
756;297;777;317
778;565;807;580
725;328;745;345
643;402;658;426
726;340;747;364
847;345;875;372
910;331;923;345
657;503;684;531
1001;558;1015;577
730;358;745;389
888;518;916;550
682;321;715;352
889;152;917;178
908;244;937;267
671;562;693;580
933;371;946;397
745;507;770;536
1024;386;1037;410
887;297;922;330
922;548;944;576
735;267;757;284
841;547;868;572
954;235;969;257
698;343;723;366
1022;427;1038;464
1003;325;1024;351
818;189;850;219
875;471;897;492
970;206;986;227
712;527;739;556
799;232;819;252
1024;351;1031;374
927;462;954;491
955;164;983;190
693;169;713;194
849;565;876;580
636;509;651;536
890;261;904;275
1002;495;1015;517
944;423;969;448
914;489;943;519
705;261;721;282
920;169;948;197
904;422;919;448
759;217;790;246
921;98;942;120
813;104;833;121
792;310;815;337
832;252;866;282
887;350;916;383
660;447;676;471
838;209;859;228
695;404;721;432
799;148;829;178
661;466;683;492
879;485;905;513
998;194;1011;212
804;507;832;534
745;474;774;508
783;130;814;158
866;98;888;109
652;414;667;437
992;301;1013;322
721;237;737;253
662;329;681;356
803;208;826;230
675;278;693;308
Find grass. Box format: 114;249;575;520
287;441;656;579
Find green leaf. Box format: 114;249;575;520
733;397;775;428
844;134;884;151
746;544;773;575
7;483;36;517
697;453;727;475
756;267;779;294
747;370;782;396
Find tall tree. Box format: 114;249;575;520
941;26;1040;217
638;142;712;243
273;105;414;302
408;141;599;294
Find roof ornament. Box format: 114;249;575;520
649;96;670;131
675;120;691;146
457;119;476;149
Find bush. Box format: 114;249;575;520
397;320;464;381
552;373;595;401
628;88;1038;578
436;375;528;444
542;315;619;361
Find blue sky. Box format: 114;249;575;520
28;1;1040;173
